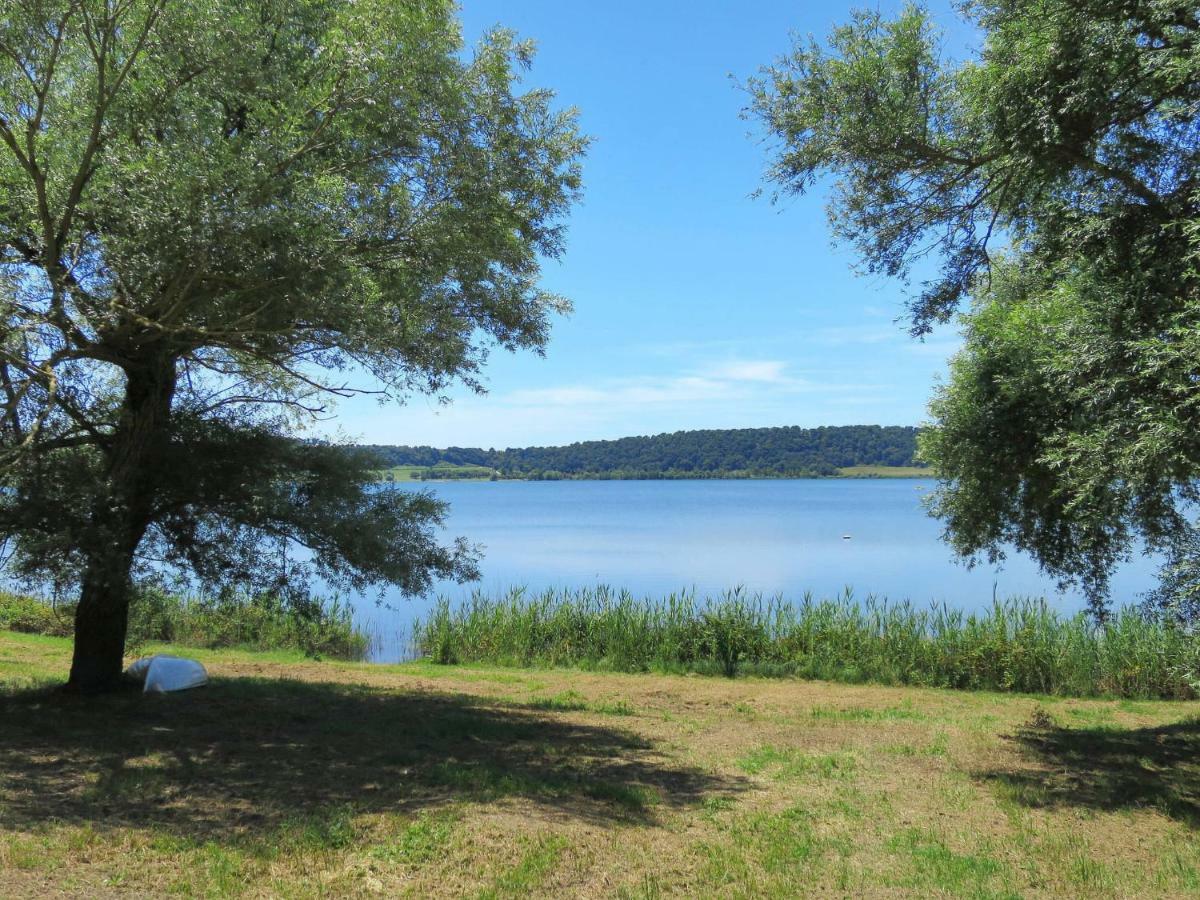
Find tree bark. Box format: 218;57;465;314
67;548;137;692
66;353;176;693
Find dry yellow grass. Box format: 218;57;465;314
2;630;1199;897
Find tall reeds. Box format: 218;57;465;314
413;586;1200;699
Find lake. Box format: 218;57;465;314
355;479;1160;662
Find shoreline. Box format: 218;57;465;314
378;465;935;484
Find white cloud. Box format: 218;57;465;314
326;352;936;448
705;360;792;383
502;359;806;413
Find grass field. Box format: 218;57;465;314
836;465;934;478
377;464;496;482
4;630;1200;897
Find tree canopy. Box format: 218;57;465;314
749;1;1199;614
0;0;585;689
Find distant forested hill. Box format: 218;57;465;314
363;425;924;479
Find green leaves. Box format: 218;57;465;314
0;1;583;619
752;2;1200;614
747;5;994;332
749;1;1198;333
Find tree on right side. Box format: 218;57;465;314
748;1;1200;617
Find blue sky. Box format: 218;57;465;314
328;0;974;449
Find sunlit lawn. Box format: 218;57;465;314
377;464;494;482
3;629;1200;897
836;465;934;478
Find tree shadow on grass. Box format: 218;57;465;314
0;676;745;842
977;716;1200;828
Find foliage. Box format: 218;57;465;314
414;586;1200;698
1143;523;1200;624
0;587;371;660
0;0;585;687
922;256;1200;616
411;464;497;481
0;591;74;637
365;425;924;479
126;584;372;659
700;595;764;678
748;1;1200;613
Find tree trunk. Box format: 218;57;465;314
67;550;137;692
66;354;176;693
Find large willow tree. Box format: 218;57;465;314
750;1;1199;616
0;0;585;690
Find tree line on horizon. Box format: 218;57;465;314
363;424;923;479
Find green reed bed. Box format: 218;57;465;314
0;587;373;661
414;587;1200;699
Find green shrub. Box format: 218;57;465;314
698;591;765;677
1;586;373;661
0;592;74;637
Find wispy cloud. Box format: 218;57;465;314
503;359;808;411
329;347;941;448
705;360;793;383
630;316;958;359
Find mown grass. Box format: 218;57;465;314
0;587;372;660
523;689;635;716
414;587;1200;699
4;630;1200;897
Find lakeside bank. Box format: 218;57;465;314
3;630;1200;898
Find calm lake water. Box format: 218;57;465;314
355;479;1160;662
